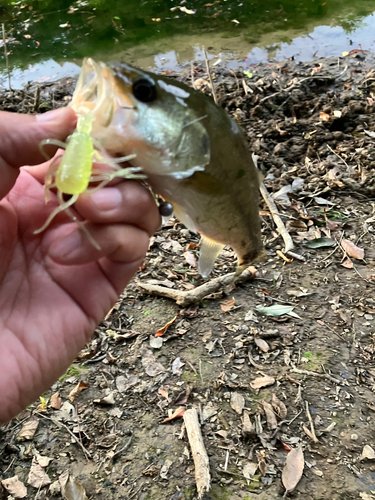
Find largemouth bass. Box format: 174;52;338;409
70;58;265;277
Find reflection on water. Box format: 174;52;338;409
1;4;375;88
5;60;81;87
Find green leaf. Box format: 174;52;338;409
305;237;335;249
113;16;121;20
255;304;294;316
244;70;253;78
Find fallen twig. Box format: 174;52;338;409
37;413;92;459
326;143;350;172
291;366;341;385
286;250;305;262
259;182;294;254
204;47;218;105
184;408;211;498
259;75;333;103
136;267;256;306
75;404;89;462
33;86;40;113
305;401;318;443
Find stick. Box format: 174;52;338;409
75;404;89;462
203;47;218;104
2;23;11;91
136;267;256;306
259;182;294;253
33;86;40;113
259;75;334;103
326;143;350;172
291;366;341;385
184;408;211;498
305;401;318;443
37;413;92;459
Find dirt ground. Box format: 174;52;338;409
1;51;375;500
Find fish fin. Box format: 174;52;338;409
173;204;196;232
198;237;224;278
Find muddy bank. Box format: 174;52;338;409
0;51;375;500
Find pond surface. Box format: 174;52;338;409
1;0;375;88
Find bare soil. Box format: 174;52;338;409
1;51;375;500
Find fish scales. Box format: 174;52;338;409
70;58;265;277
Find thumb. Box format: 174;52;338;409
0;107;77;200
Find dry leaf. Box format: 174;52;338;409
312;467;324;477
49;480;61;496
155;313;179;337
254;337;270;352
272;394;287;419
216;430;228;438
35;454;53;468
173;385;193;406
262;401;278;429
50;392;62;410
257;452;267;476
115;375;138;393
68;381;89;402
183;250;196;267
27;457;51;488
160;459;173;479
172;357;185;375
250;375;275;390
319;111;330;121
220;297;235;312
242;410;255;437
16;419;39;441
162;406;185;423
243;462;258;480
141;349;166;377
360;444;375;460
255;304;294;316
341;257;354;269
341;239;364;260
201;401;217;421
150;336;163;349
202;330;212;342
158;387;169;400
1;476;27;498
282;447;304;495
94;392;115;405
60;474;88;500
230;392;245;414
325;217;339;231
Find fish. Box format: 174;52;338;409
70;57;265;277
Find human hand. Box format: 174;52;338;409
0;108;160;423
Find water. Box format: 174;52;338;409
1;0;375;89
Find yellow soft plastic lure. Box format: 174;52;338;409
34;113;144;249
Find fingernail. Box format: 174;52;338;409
89;187;122;212
36;107;68;124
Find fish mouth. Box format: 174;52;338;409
70;57;134;127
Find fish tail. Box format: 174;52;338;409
198;237;224;278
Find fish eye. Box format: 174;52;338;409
132;77;157;102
